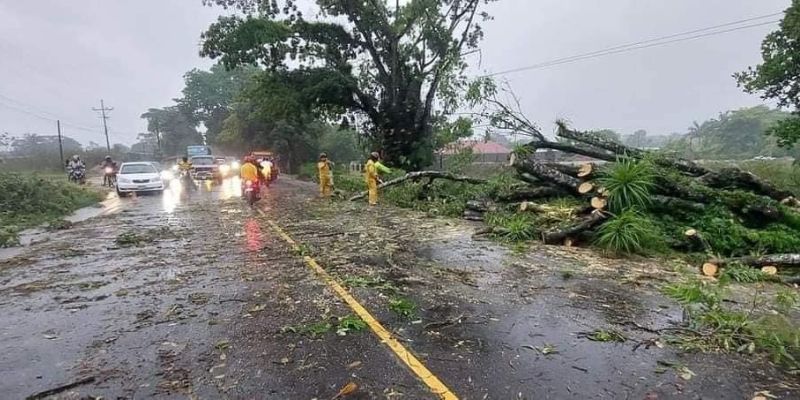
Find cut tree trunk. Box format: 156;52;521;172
577;163;594;178
701;263;719;277
684;228;713;254
698;167;795;202
591;196;607;210
544;163;580;176
349;171;487;201
463;210;484;221
557;125;710;176
495;186;568;202
465;200;495;213
528;140;618;162
578;182;594;194
510;154;582;191
649;195;706;213
542;210;607;244
713;254;800;268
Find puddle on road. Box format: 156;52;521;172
415;231;509;288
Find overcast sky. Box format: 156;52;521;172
0;0;791;147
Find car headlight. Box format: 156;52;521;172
171;165;179;172
220;165;230;174
231;161;240;169
160;170;172;180
118;177;130;183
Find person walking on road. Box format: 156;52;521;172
317;153;334;197
365;151;390;206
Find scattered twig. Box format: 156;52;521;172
26;376;96;400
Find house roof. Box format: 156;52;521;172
440;140;511;155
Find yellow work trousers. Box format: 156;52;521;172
367;178;378;205
319;175;332;197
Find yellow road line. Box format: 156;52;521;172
260;215;458;400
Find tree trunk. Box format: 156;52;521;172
542;211;607;244
510;154;583;191
649;195;706;213
531;140;617;162
713;254;800;268
698;167;795;201
557;126;710;176
465;200;494;213
495;187;568;202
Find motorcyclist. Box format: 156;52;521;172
101;156;117;186
240;156;264;198
176;156;194;189
100;155;115;169
259;157;273;185
177;156;192;173
66;155;86;183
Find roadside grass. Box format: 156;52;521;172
0;172;104;247
342;275;399;293
388;297;417;319
281;314;367;337
662;275;800;369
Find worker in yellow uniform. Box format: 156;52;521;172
240;156;262;196
259;158;272;185
365;152;391;206
317;153;333;197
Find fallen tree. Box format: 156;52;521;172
349;171;487;201
542;210;607;245
339;110;798;274
712;254;800;269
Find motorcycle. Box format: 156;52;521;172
180;169;194;191
243;179;260;206
103;166;117;187
68;167;86;184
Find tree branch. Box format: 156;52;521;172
349;170;486;201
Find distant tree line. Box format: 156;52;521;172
0;133;135;171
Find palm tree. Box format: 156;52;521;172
687;121;702;160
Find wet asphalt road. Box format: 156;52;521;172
1;177;798;399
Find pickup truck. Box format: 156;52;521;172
189;155;221;181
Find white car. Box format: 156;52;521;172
115;162;165;195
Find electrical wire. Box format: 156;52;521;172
485;15;782;77
0;95;103;133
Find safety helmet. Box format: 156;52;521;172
105;155;111;160
370;152;380;159
72;154;79;160
319;152;327;159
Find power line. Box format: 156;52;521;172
486;14;782;77
0;94;102;133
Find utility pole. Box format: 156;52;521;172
92;99;113;152
154;121;162;153
56;120;64;167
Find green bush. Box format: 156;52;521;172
485;212;538;242
596;158;656;212
595;209;663;255
0;173;103;246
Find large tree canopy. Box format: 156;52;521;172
735;1;800;148
140;107;203;156
178;64;260;144
200;0;494;169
